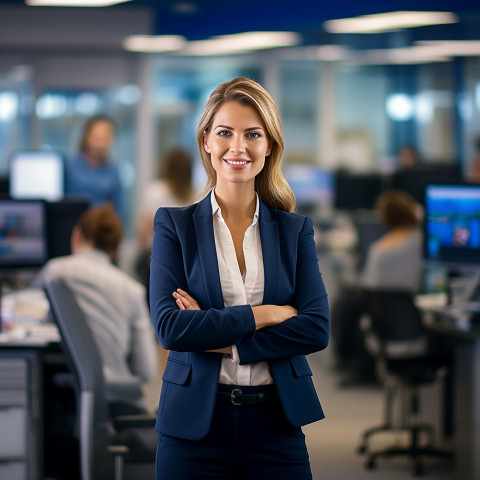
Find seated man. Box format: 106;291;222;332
35;202;158;413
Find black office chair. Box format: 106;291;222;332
43;274;157;480
357;289;453;476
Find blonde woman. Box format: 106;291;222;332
150;77;330;479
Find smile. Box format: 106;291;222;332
224;159;251;169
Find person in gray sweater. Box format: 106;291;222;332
332;190;422;383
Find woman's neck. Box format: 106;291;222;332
214;182;256;221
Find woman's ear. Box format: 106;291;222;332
203;133;210;153
266;144;272;157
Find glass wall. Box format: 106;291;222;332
0;73;32;174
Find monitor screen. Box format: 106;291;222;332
46;200;90;259
424;184;480;265
0;200;47;268
334;172;384;210
9;151;64;201
393;164;463;205
284;165;335;207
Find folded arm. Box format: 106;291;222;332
150;208;256;352
235;216;330;364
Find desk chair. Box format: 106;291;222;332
43;274;157;480
357;289;453;476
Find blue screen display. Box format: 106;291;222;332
425;185;480;264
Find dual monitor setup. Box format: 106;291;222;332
0;151;89;269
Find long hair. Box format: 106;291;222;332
161;148;194;203
196;77;296;212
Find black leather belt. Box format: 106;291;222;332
217;386;278;406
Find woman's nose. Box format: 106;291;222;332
230;135;245;153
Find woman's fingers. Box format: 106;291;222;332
172;289;200;310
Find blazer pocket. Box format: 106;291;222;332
289;355;313;378
162;360;192;386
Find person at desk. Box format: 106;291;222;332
35;202;157;413
332;190;423;381
65;115;125;220
150;77;330;479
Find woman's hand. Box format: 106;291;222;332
172;288;232;355
172;288;200;311
251;305;298;330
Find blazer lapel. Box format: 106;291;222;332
259;200;281;305
193;193;224;309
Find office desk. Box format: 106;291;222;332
0;326;60;480
424;310;480;480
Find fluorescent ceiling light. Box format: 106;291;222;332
324;11;458;34
26;0;132;6
123;35;187;53
362;46;450;64
178;31;301;56
415;41;480;57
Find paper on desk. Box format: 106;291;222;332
1;288;50;327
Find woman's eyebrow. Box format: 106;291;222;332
213;124;264;132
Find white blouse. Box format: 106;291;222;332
211;191;274;385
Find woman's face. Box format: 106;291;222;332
204;101;271;188
84;120;114;161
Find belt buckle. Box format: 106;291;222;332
230;388;242;406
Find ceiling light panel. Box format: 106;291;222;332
123;35;187;53
26;0;132;6
324;11;458;34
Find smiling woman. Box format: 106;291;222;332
149;77;330;480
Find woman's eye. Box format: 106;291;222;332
247;132;261;139
218;130;231;137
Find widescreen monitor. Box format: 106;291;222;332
9;151;64;201
334;172;384;211
424;184;480;266
0;200;47;268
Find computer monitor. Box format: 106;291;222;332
284;165;335;208
46;199;90;259
334;172;384;211
9;151;64;201
0;200;48;268
424;184;480;267
393;164;463;206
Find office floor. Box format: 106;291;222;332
142;344;456;480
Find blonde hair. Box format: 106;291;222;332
196;77;296;212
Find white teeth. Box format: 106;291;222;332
226;160;248;165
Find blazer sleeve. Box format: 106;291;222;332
149;207;256;352
236;216;330;364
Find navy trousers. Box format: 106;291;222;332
155;385;312;480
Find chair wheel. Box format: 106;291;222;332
357;445;367;455
366;458;376;470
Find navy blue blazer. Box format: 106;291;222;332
150;192;330;440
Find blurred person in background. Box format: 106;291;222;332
136;148;195;293
65;115;125;220
35;203;157;409
397;144;419;170
332;190;422;384
34;203;157;479
361;190;422;290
